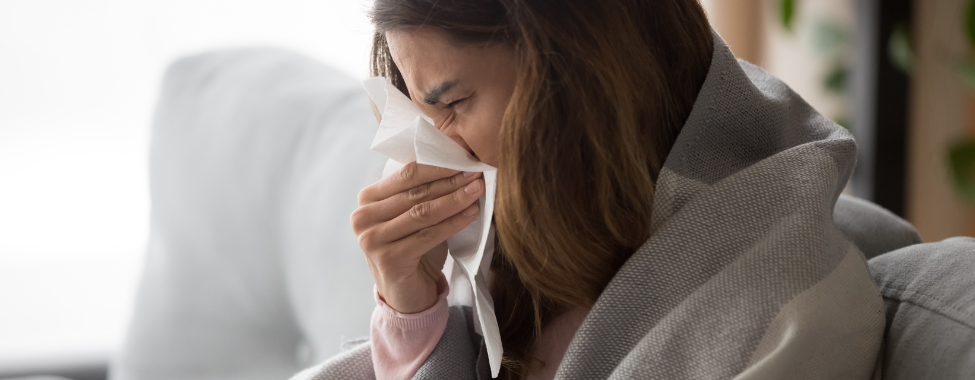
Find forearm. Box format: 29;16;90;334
370;274;450;380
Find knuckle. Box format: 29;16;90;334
373;246;392;261
357;187;372;205
408;203;432;222
399;162;418;183
350;208;371;234
454;185;470;201
449;172;464;187
357;229;372;248
350;210;362;232
370;248;394;269
405;183;430;202
358;229;381;251
414;227;437;243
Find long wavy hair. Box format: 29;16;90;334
369;0;713;378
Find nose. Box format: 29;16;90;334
440;124;477;159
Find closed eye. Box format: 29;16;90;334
445;98;465;108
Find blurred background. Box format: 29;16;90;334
0;0;376;374
0;0;972;377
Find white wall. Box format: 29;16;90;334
0;0;374;363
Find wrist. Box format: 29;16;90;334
373;282;450;330
376;274;441;314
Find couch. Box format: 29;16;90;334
7;47;970;380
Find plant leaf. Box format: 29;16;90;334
813;20;849;54
959;58;975;93
823;64;849;94
948;139;975;204
781;0;795;32
888;22;913;75
966;0;975;46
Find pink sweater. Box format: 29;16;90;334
370;276;589;380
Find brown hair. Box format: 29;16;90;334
369;1;712;378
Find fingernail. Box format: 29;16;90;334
465;180;479;194
463;204;479;216
462;171;475;177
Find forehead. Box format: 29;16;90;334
385;28;476;96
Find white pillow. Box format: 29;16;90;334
111;47;385;380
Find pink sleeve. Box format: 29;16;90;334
370;276;450;380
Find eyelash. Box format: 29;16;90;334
445;98;465;108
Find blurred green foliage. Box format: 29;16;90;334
772;0;975;204
967;0;975;46
965;0;975;93
814;20;851;97
813;20;849;53
960;59;975;91
780;0;796;32
949;0;975;205
823;65;849;94
888;23;913;75
950;141;975;203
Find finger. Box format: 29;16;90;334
379;179;484;242
359;162;464;203
358;171;482;224
386;202;481;262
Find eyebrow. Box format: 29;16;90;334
422;80;458;105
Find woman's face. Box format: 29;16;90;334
386;27;518;167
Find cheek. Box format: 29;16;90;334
459;108;503;167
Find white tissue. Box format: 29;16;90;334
362;77;502;378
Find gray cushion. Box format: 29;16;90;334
834;194;922;260
868;237;975;379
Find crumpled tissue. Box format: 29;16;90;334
362;77;502;377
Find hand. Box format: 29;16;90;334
351;162;483;313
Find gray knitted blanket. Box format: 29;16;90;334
290;31;885;380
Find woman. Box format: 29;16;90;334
292;0;885;379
